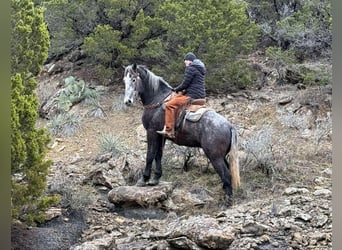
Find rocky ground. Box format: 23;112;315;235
11;61;332;249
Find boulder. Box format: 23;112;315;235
108;181;174;207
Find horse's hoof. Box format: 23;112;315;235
224;195;234;207
148;177;160;186
136;177;147;187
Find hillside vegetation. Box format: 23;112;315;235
11;0;332;248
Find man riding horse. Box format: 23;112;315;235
123;62;240;206
157;52;206;139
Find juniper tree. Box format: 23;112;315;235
11;0;58;225
83;0;260;90
44;0;260;90
155;0;260;91
245;0;332;59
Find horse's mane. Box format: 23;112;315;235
138;65;172;92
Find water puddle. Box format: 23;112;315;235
114;207;166;220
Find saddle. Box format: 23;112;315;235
175;98;213;129
161;94;212;130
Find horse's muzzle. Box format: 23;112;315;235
124;99;133;106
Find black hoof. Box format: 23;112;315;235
136;177;148;187
224;195;234;207
148;177;160;186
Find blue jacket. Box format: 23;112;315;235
174;59;206;99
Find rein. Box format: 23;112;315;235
142;91;174;109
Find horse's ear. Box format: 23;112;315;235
132;63;137;72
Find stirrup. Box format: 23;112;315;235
156;126;166;134
156;128;175;139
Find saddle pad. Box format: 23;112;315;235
185;107;212;122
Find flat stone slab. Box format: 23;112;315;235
108;181;174;207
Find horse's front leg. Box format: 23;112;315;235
148;133;165;186
136;131;164;186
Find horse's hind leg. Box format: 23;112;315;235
203;149;233;206
211;158;232;195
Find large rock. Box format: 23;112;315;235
83;163;126;189
70;231;116;250
108;181;174;207
163;215;235;249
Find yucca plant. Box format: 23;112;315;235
47;112;81;137
98;133;123;157
87;98;106;118
112;94;127;112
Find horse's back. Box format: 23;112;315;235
178;110;233;147
200;110;233;138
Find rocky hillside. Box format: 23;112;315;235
11;59;332;249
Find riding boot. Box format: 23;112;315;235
156;126;175;139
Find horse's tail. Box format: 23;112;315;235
229;126;240;190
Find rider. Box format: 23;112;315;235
157;52;206;138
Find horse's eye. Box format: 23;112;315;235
132;78;136;83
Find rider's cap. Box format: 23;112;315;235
184;52;196;61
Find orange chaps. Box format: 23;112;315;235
165;94;190;132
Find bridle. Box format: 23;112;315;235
129;67;173;110
127;69;142;105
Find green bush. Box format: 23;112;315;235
24;195;60;225
46;0;260;90
208;60;257;92
300;65;332;86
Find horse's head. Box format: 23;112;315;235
123;64;173;106
123;64;140;105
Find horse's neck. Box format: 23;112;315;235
140;79;170;106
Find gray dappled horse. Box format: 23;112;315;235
123;64;240;205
